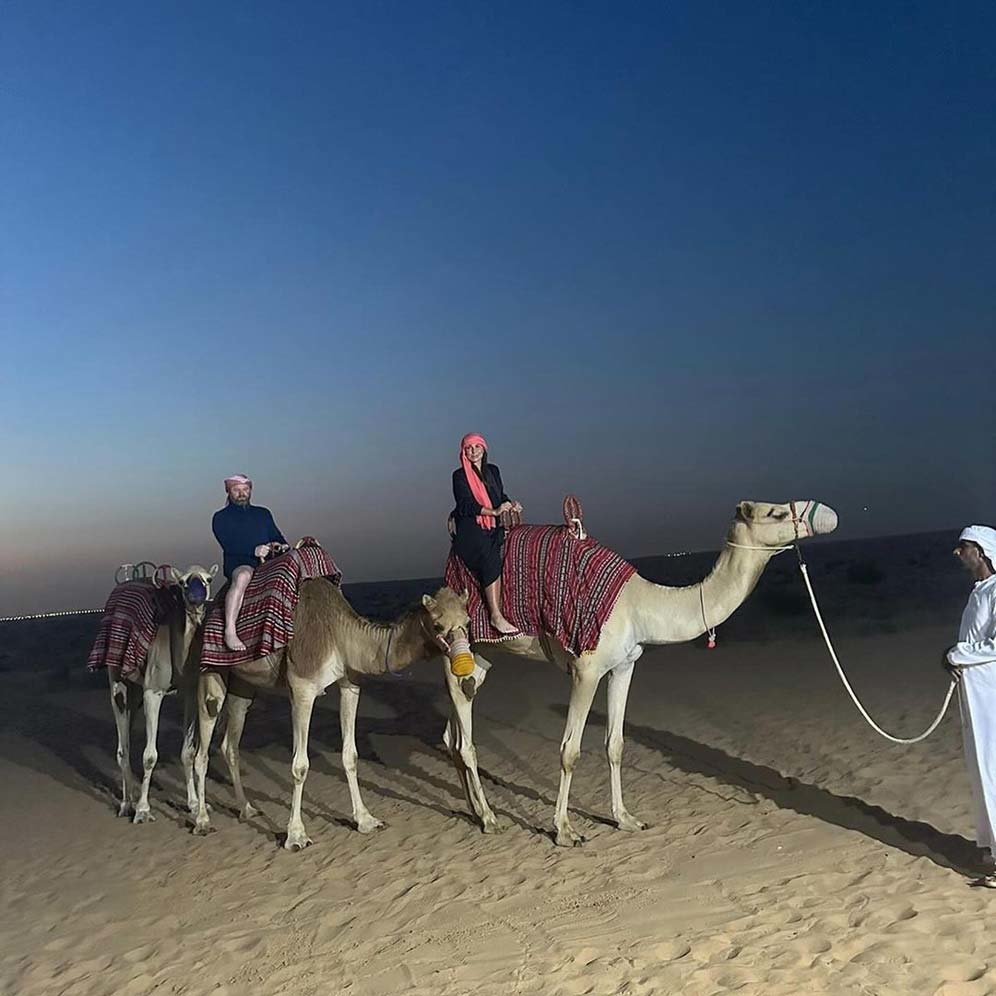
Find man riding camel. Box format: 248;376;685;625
212;474;288;651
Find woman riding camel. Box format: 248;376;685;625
450;433;522;636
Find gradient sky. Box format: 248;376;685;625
2;1;994;615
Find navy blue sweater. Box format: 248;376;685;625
212;503;286;579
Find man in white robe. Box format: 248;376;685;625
947;525;996;882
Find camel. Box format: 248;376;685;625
107;564;218;822
441;499;838;846
192;581;470;850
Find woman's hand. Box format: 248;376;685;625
254;544;271;558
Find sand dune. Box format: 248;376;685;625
2;533;995;995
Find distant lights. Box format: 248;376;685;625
0;608;103;623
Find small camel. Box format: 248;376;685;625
108;564;218;822
192;581;469;849
442;499;837;846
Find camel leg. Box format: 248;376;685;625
553;666;600;847
285;677;318;851
110;677;138;818
220;692;259;822
605;660;647;832
180;677;200;814
133;686;166;823
442;656;502;834
338;679;384;833
193;670;228;834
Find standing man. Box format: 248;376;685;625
946;525;996;884
212;474;288;651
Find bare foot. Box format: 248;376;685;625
490;616;520;636
224;631;247;652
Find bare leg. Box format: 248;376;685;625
285;677;318;851
220;692;258;821
193;671;227;834
553;665;600;847
338;679;384;833
110;676;138;818
223;566;253;651
442;656;502;833
484;578;517;634
605;660;646;832
133;687;166;823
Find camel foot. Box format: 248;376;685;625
117;801;135;818
554;824;585;848
188;799;212;816
132;809;155;824
615;813;648;832
238;802;259;822
284;829;313;852
224;632;247;652
356;815;385;834
482;817;505;835
192;819;215;836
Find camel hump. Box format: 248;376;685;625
563;495;586;540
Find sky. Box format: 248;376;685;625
2;1;994;615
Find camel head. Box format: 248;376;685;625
730;500;838;550
420;587;471;659
168;564;220;607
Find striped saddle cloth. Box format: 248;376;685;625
444;524;636;656
87;581;180;680
200;543;342;668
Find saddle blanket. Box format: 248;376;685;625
87;582;180;680
200;544;342;668
444;524;636;656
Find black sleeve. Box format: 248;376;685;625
453;469;484;518
490;465;510;504
212;510;232;552
264;509;286;545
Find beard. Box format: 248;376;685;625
230;494;251;506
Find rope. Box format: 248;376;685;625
795;550;957;744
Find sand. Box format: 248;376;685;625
2;532;995;995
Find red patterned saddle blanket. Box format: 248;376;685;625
87;582;180;679
200;543;342;668
444;524;635;656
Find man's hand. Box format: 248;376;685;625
511;501;523;514
446;515;456;538
498;501;514;515
944;652;962;682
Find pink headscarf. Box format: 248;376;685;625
460;433;494;530
224;474;252;492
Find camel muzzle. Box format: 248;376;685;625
810;503;838;536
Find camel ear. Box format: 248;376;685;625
209;564;219;579
422;594;437;611
737;501;755;522
169;566;184;584
460;590;469;606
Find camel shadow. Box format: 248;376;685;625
564;706;984;875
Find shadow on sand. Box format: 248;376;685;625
561;704;984;876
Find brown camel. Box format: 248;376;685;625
192;581;469;849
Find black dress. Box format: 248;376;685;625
451;464;510;588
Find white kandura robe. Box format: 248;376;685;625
952;575;996;853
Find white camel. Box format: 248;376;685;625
441;499;838;846
107;564;218;822
192;581;470;849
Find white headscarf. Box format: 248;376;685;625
960;525;996;568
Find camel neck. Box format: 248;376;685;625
631;544;773;646
369;612;431;676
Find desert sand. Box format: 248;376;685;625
2;531;995;996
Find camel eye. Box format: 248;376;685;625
770;509;788;520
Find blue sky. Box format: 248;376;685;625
2;1;994;613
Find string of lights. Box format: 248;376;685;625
0;551;701;625
0;608;103;623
